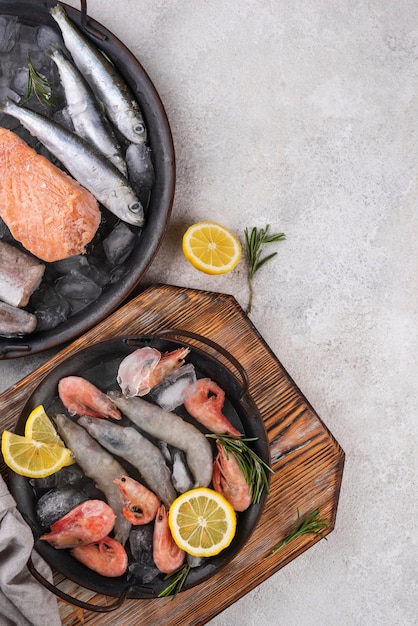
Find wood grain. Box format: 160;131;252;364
0;284;345;625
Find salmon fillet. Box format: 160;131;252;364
0;127;101;262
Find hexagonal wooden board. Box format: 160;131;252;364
0;284;345;625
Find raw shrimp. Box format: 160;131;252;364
114;476;160;525
53;414;131;545
71;536;128;577
212;441;253;512
153;504;185;574
39;499;115;549
184;378;241;437
78;416;177;507
117;346;190;397
108;391;213;488
58;376;121;420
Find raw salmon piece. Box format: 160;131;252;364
0;127;101;262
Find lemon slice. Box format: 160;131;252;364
25;405;75;466
1;430;72;478
182;221;242;275
168;487;237;557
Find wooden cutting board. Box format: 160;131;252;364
0;284;345;625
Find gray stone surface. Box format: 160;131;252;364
0;1;417;624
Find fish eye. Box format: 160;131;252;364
134;123;145;135
129;202;142;214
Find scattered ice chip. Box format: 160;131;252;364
0;16;18;53
53;107;74;131
149;364;197;412
171;449;193;494
187;554;205;568
103;222;137;265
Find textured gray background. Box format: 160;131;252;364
1;1;417;624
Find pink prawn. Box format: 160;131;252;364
212;441;253;512
71;536;128;577
39;499;115;549
117;346;190;397
113;475;160;525
153;504;186;574
58;376;121;420
184;378;241;436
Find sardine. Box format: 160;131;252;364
48;46;127;176
108;391;213;488
50;4;147;145
78;416;177;507
0;99;144;227
0;301;37;336
53;414;131;545
0;240;45;308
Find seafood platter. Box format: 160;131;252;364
7;332;271;603
0;1;175;358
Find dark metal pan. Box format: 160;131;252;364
7;330;270;611
0;1;175;358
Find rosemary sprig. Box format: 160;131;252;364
158;563;191;599
267;508;329;557
244;225;286;314
21;54;54;107
207;434;274;504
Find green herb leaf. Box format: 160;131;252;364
244;225;285;314
267;508;329;557
207;434;274;504
158;564;191;599
21;53;54;108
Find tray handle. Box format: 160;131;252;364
27;555;131;613
150;328;250;398
79;0;107;41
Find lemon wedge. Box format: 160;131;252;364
1;430;72;478
168;487;237;557
25;404;75;466
182;221;242;275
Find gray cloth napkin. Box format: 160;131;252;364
0;474;61;626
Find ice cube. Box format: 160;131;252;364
55;269;102;302
128;525;159;583
157;440;172;464
0;16;18;53
103;222;137;265
171;449;193;494
12;66;29;95
36;25;63;51
149;364;197;412
126;143;155;191
35;485;88;529
31;284;71;331
30;464;85;492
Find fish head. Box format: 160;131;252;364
110;185;145;227
119;108;147;145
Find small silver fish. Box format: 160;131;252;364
48;46;127;176
0;99;144;227
53;414;131;545
50;4;147;145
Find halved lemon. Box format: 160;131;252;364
1;430;72;478
25;405;75;466
182;221;242;275
168;487;237;557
